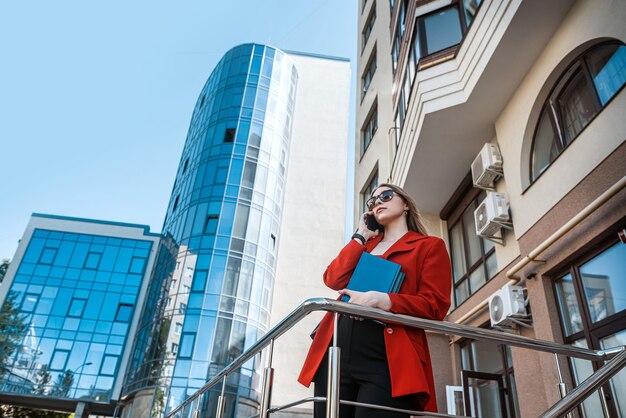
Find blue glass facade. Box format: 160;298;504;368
0;226;154;404
123;44;298;417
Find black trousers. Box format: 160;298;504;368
312;316;419;418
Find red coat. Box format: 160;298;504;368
297;231;452;413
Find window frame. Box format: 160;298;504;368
552;237;626;418
361;100;379;157
459;335;519;418
115;303;134;322
361;48;378;100
362;4;376;53
361;169;379;214
529;41;626;184
445;184;497;308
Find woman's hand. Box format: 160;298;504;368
339;289;392;311
356;211;380;242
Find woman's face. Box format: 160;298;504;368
370;186;408;225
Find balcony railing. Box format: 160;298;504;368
165;298;626;418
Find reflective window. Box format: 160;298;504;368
115;303;133;322
179;333;196;359
68;298;87;318
50;349;70;371
84;251;102;269
459;337;519;418
530;42;626;182
362;50;377;99
462;0;483;26
448;190;497;307
204;215;219;235
424;6;463;55
21;293;40;312
361;102;378;155
554;240;626;417
361;170;379;214
362;5;376;52
39;247;57;265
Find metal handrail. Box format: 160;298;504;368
165;298;626;418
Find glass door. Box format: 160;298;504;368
462;370;508;418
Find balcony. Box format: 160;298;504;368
390;0;575;213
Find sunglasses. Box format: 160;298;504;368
366;190;397;210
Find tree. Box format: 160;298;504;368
34;364;52;395
0;291;28;374
0;258;9;282
51;369;74;398
0;404;71;418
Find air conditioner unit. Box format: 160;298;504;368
488;285;527;327
471;143;503;190
474;192;510;237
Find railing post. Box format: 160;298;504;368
216;376;227;418
193;392;203;418
554;354;573;418
326;312;340;418
540;348;626;418
259;339;275;418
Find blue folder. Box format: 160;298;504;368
341;252;405;302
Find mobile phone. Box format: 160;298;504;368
365;214;382;231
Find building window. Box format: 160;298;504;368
391;0;407;74
447;189;498;307
191;270;207;292
423;6;463;55
362;170;379;214
171;343;178;354
84;251;102;270
178;333;195;359
115;303;133;322
172;195;180;213
224;128;236;143
178;302;186;314
175;322;182;334
129;257;146;274
361;102;378;155
362;50;377;99
553;240;626;417
204;215;219;235
68;298;87;318
362;6;376;52
530;42;626;181
459;336;520;417
395;0;483;80
50;349;70;371
21;293;40;313
39;247;57;265
100;355;119;376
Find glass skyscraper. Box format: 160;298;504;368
0;214;161;416
122;43;298;417
0;43;351;418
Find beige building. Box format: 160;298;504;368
355;0;626;417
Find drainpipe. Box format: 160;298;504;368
452;175;626;324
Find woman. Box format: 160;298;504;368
298;183;452;417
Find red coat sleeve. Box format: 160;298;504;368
388;238;452;320
323;239;366;290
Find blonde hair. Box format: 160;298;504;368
374;183;428;236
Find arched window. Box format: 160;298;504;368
530;41;626;181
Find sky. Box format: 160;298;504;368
0;1;357;261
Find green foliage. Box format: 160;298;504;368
0;291;28;374
51;370;74;398
0;258;9;282
0;404;71;418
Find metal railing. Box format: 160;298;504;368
165;298;626;418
